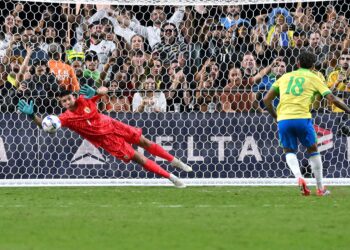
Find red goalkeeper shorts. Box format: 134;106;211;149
101;121;142;163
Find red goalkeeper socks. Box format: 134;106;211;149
143;159;170;178
145;143;174;162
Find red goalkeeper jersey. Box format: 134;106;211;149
59;96;118;147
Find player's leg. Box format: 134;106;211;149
138;135;192;172
278;119;310;195
131;150;186;188
114;119;192;172
306;145;330;196
102;134;185;188
301;119;330;196
284;148;310;196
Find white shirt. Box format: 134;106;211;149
89;9;136;44
130;7;185;49
75;16;87;43
39;43;50;53
88;40;116;71
132;92;167;112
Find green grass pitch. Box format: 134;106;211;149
0;186;350;250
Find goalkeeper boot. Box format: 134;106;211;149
169;174;186;188
316;188;331;196
170;158;192;172
298;177;311;196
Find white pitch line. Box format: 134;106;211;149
157;205;183;208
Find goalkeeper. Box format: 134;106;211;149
17;85;192;188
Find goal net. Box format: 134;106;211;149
0;0;349;186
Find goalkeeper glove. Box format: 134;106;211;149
18;99;35;119
79;85;96;99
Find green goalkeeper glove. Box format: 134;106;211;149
18;100;35;118
79;85;96;99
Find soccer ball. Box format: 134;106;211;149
42;115;61;134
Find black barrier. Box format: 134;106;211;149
0;112;349;179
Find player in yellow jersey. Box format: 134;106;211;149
264;51;350;196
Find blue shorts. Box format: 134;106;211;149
278;119;317;152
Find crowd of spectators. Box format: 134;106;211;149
0;2;349;114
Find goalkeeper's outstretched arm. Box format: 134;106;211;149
79;85;108;99
17;99;43;128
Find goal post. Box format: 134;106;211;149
0;0;350;187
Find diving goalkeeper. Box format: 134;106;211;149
17;85;192;188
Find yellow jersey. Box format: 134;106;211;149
272;68;331;121
327;70;350;112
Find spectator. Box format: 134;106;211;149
253;59;287;109
103;24;123;52
252;13;268;44
132;75;167;112
177;51;192;83
18;55;60;114
252;36;277;67
293;3;315;33
69;4;97;44
0;15;17;55
47;43;80;91
194;58;221;88
342;28;350;54
87;21;116;71
130;34;151;60
292;31;307;50
266;8;294;48
306;31;330;70
152;22;188;66
221;67;263;112
103;80;131;112
83;51;101;87
0;62;17;112
1;26;22;61
3;26;49;66
5;46;30;112
162;60;191;112
281;31;307;71
7;56;24;88
128;49;148;89
240;52;281;88
199;23;226;60
320;22;334;46
327;52;350;112
195;73;220;112
125;6;185;49
70;59;95;87
40;26;59;53
200;22;238;78
221;68;252;112
232;22;253;60
149;59;164;89
332;18;348;44
220;5;250;31
88;7;135;45
113;69;134;104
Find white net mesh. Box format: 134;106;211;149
0;0;350;186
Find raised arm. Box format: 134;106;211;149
16;45;32;86
168;6;185;27
129;17;149;39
